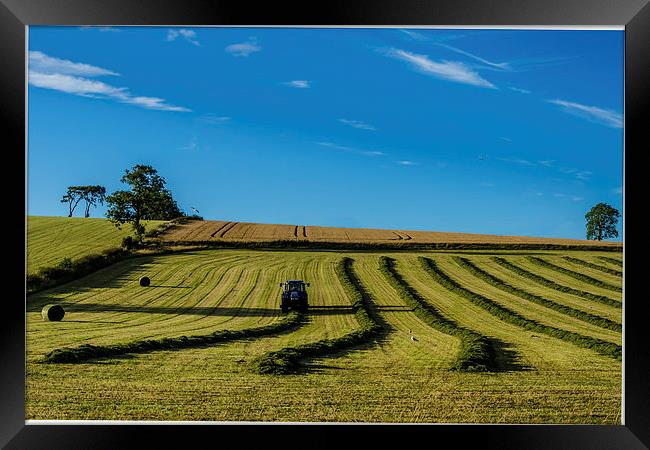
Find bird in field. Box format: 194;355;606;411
411;335;418;342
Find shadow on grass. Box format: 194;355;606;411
491;338;532;373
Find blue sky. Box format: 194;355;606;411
27;27;624;240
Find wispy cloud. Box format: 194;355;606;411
548;99;623;128
435;42;511;71
385;48;496;89
29;50;119;77
316;141;384;157
496;157;534;166
198;114;231;124
338;119;377;131
538;160;554;167
479;182;496;188
29;51;190;112
396;160;418;166
509;86;531;94
79;26;120;32
180;137;197;151
284;80;310;89
613;186;623;195
225;38;261;57
167;28;200;46
499;137;512;143
553;193;584;202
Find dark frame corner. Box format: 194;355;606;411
3;0;648;448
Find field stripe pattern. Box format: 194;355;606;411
492;257;621;308
379;256;499;372
527;257;622;293
455;257;621;332
250;257;385;374
419;257;621;360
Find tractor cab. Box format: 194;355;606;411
280;280;310;313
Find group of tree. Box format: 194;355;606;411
61;164;184;243
60;185;106;218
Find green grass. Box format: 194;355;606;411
249;257;384;374
27;216;166;275
418;257;621;360
25;249;622;423
492;257;621;308
455;257;620;332
562;256;623;277
378;256;498;372
527;257;622;293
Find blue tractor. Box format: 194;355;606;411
280;280;310;313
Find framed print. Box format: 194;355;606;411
2;0;648;448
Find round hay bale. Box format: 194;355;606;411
42;304;65;322
139;276;151;287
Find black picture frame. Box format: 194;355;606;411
3;0;647;448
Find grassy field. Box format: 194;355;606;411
26;216;166;275
159;219;622;248
26;243;622;423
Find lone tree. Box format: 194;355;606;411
106;164;183;241
585;202;620;241
60;185;106;217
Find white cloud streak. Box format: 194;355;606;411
198;114;231;124
338;119;376;131
29;50;119;77
29;51;190;112
316;141;384;157
548;99;623;128
435;43;511;71
225;38;261;57
167;29;200;46
385;48;496;88
284;80;310;89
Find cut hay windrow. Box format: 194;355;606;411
379;256;499;372
492;257;621;309
249;257;384;375
43;310;305;363
562;256;623;277
455;257;621;332
419;257;621;361
527;257;622;293
598;256;623;268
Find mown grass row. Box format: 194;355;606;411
454;257;621;332
249;257;384;375
378;256;498;372
419;257;621;361
492;258;621;309
598;256;623;268
527;257;622;293
562;256;623;277
43;311;305;363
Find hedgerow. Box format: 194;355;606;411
43;311;305;363
26;248;132;294
419;257;621;361
378;256;498;372
527;257;622;293
562;256;623;277
249;257;384;375
157;238;622;252
454;257;621;332
492;258;621;309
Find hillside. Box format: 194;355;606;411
158;219;623;249
26;216;166;274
